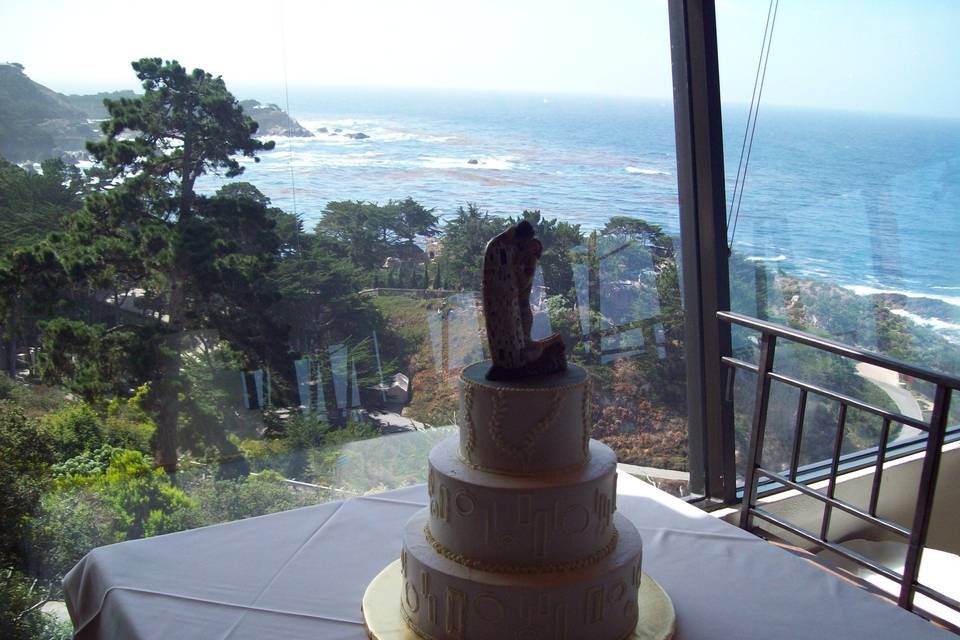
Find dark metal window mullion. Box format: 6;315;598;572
668;0;733;502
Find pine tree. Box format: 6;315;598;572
58;59;278;472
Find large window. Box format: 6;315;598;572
715;1;960;481
0;1;692;633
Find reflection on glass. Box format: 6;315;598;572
294;358;311;411
531;265;553;340
426;306;445;373
444;293;484;373
350;358;362;410
329;343;348;413
0;4;690;627
721;4;960;470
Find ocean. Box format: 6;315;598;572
200;88;960;341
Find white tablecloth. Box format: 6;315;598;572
63;472;951;639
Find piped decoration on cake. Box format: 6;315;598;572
457;363;591;476
482;220;567;380
424;523;621;574
486;388;563;466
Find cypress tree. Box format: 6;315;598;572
67;58;276;472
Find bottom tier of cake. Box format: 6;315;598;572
399;509;644;640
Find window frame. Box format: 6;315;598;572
668;0;735;502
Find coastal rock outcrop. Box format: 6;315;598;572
239;100;313;138
0;63;101;162
0;64;315;163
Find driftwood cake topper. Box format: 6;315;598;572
482;220;567;380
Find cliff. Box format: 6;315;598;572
0;64;311;163
63;90;139;119
239;100;313;137
0;63;100;162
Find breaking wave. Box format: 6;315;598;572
843;285;960;308
625;166;671;176
745;254;787;262
890;309;960;343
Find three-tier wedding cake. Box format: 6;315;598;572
362;221;670;640
397;361;644;640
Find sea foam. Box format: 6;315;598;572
745;254;787;262
843;285;960;309
625;166;671;176
890;309;960;343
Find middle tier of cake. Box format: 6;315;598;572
428;436;619;570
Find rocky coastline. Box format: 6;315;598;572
0;63;313;164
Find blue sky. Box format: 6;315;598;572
1;0;957;117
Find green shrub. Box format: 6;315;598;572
42;403;103;461
54;449;200;542
50;444;122;481
27;489;112;582
237;437;292;473
187;471;323;525
0;402;55;559
0;561;47;640
0;374;14;400
39;615;74;640
104;385;155;453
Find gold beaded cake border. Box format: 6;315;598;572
459;369;590;394
454;451;592;477
581;378;592;455
461;384;477;455
398;608;438;640
423;525;619;575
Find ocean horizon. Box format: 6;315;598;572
191;87;960;341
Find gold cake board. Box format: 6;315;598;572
362;560;676;640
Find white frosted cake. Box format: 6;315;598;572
397;361;644;640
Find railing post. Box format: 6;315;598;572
821;403;849;541
899;385;952;610
739;332;777;530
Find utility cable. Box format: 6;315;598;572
728;0;779;250
279;0;301;253
727;0;775;232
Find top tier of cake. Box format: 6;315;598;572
458;362;590;475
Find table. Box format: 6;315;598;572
64;472;952;639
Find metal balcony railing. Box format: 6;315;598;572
719;310;960;625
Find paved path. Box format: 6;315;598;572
855;362;924;442
366;409;428;432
